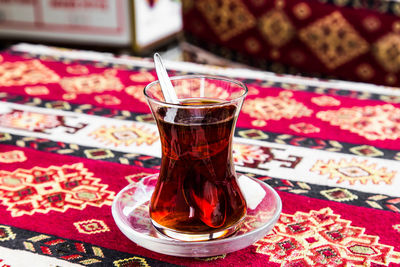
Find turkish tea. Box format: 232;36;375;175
150;99;247;236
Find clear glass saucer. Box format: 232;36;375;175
111;173;282;257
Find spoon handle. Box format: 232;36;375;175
154;53;179;104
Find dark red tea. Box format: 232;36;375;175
150;99;247;234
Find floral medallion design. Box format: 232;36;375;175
254;207;400;266
292;2;312;20
289;123;320;134
0;150;26;163
362;16;381;32
258;9;295;47
311;96;341;107
245;37;262;54
84;149;114;160
317;104;400;141
0;60;60;86
349;145;384;157
299;11;369;69
238;129;269;140
373;33;400;73
320;188;358;202
242;91;313;121
60;72;123;94
90;124;158;147
24;86;50;96
74;219;110;234
311;158;396;185
196;0;256;41
0;163;115;216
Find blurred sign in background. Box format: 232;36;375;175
0;0;183;53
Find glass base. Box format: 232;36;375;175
111;173;282;257
151;217;245;242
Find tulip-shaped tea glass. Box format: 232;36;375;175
144;75;248;241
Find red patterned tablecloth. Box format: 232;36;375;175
0;43;400;266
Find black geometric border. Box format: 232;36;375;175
0;224;180;266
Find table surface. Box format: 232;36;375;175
0;43;399;266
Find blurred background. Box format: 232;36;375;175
0;0;183;56
1;0;400;87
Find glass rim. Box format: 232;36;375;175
143;74;248;108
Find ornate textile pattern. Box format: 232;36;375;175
311;158;396;185
196;0;256;41
182;0;400;87
0;224;173;266
60;72;123;94
289;122;320;134
66;65;89;75
317;104;400;141
292;2;312;20
129;71;155;83
258;9;295;47
373;32;400;73
114;257;150;267
94;94;121;106
0;109;87;134
0;225;15;242
0;45;400;266
320;188;358;202
0;60;59;86
0;163;114;216
242;91;313;121
125;85;147;103
24;86;50;96
0;150;26;163
299;11;369;70
3;131;400;213
74;219;110;235
254;207;400;266
0;110;62;132
4;92;400;160
311;96;341;107
90;124;158;146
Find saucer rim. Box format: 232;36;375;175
111;173;282;250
